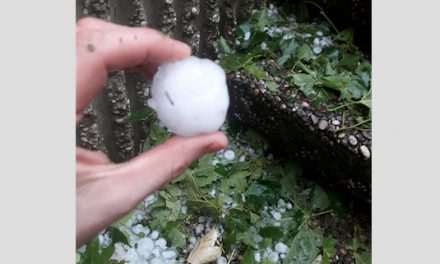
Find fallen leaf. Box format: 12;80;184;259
187;228;222;264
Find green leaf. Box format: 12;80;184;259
259;227;284;240
266;81;279;92
278;39;297;65
82;237;115;264
219;36;233;54
297;44;314;61
246;181;280;209
219;53;252;72
257;8;270;29
116;209;136;226
250;212;261;224
336;27;354;43
106;226;129;245
240;248;256;264
323;236;337;258
355;251;372;264
242;231;260;249
167;227;186;248
123;106;154;123
293;73;316;96
244;63;266;80
149;123;169;146
284;227;324;264
311;185;330;211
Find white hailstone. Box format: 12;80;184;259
98;232;111;248
162;250;177;259
150;231;159;240
211;159;220;166
216;256;228;264
112;243;127;260
313;38;321;46
254;252;262;263
132;224;148;235
195;224;204;235
239;155;246;162
286;202;293;209
235;39;241;45
277;199;286;208
275;242;288;254
267;153;274;160
273;221;281;227
152;247;162;257
260;42;269;50
137;237;154;253
316;31;323;36
224;150;235;160
253;234;263;243
268;252;280;263
151;257;164;264
125;248;140;263
181;205;188;214
279;207;286;214
155;238;167;249
189;236;197;245
148;56;229;137
313;46;322;54
280;253;286;259
272;211;282;220
244;31;251;41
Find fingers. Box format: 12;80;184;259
76;147;111;165
108;132;228;209
76;17;191;120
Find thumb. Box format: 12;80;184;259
108;131;228;211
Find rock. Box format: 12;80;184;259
359;145;371;159
310;115;319;125
338;133;346;139
348;135;358;146
318;119;329;130
332;119;341;126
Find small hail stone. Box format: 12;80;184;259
151;257;162;264
275;242;289;254
224;150;235;160
348;135;358;146
268;252;280;263
239;155;246;162
286;202;293;209
277;199;286;208
137;237;154;252
181;205;188;214
359;145;371;159
272;211;282;220
150;231;159;240
189;237;197;245
313;46;322;54
155;238;167;249
316;31;323;36
195;224;204;235
152;247;161;257
216;256;228;264
279;207;286;213
273;221;281;227
162;250;177;259
254;252;262;262
244;31;251;41
280;253;286;259
313;38;321;46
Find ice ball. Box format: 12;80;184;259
148;56;230;137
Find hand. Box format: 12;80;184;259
76;18;228;247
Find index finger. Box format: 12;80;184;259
76;17;191;121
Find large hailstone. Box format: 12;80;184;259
148;56;230;137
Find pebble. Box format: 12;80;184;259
217;256;228;264
338;133;346;139
359;145;371;159
189;237;197;245
316;31;323;36
224;150;235;160
275;242;288;254
150;231;159;240
301;102;310;108
318;119;329;130
348;135;358;146
332;120;341;126
195;224;204;235
310;115;319;125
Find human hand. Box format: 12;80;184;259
76;18;228;247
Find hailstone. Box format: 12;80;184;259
148;56;230;137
